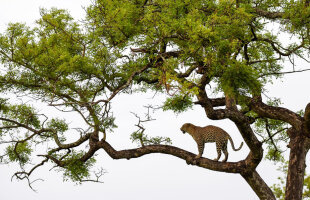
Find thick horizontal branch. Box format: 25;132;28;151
98;140;247;173
249;96;303;129
194;97;226;107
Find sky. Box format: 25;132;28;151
0;1;309;200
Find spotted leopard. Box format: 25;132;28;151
180;123;243;162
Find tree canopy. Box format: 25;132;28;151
1;0;310;199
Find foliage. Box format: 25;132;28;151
0;0;310;198
218;61;261;96
61;151;96;183
47;118;68;133
130;131;172;147
162;94;193;114
6;142;32;165
0;101;41;129
271;162;310;200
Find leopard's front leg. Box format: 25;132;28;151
195;141;204;159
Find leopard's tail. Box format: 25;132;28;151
228;137;243;151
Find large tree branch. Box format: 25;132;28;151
194;97;226;108
98;140;247;173
249;96;303;129
230;112;263;167
195;76;227;120
241;170;276;200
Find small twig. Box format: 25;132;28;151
81;168;107;183
131;109;156;147
264;119;279;155
11;158;48;191
106;64;151;103
261;127;288;143
260;68;310;77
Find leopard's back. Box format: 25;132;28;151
198;125;229;143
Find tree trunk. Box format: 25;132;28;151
285;134;308;200
241;170;276;200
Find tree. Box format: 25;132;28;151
0;0;310;199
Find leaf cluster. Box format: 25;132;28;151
61;151;96;183
0;100;41;129
6;142;32;165
162;94;193;114
130;131;172;147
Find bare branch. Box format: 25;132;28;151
106;64;151;102
260;68;310;77
12;157;48;191
259;37;305;57
264;119;281;159
81;168;106;184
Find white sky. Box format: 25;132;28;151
0;1;309;200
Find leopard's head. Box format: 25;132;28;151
180;123;190;134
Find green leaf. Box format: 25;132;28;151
219;61;261;97
47;118;68;133
61;151;96;183
130;131;172;147
6;142;32;165
162;94;193;114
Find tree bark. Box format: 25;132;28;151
98;140;274;200
98;140;248;173
241;170;276;200
285;130;308;200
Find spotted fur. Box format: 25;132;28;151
180;123;243;162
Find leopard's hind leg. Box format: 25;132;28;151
221;140;228;162
214;141;222;161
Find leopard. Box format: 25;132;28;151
180;123;243;162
